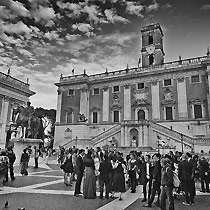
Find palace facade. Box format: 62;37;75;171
0;71;35;148
54;23;210;153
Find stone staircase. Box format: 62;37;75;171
149;121;194;147
91;124;121;147
90;120;195;152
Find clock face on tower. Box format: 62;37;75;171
146;45;155;54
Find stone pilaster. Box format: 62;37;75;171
120;126;125;146
124;126;129;146
177;77;188;118
206;66;210;117
102;86;109;122
151;80;160;120
80;88;88;121
138;125;143;146
124;84;131;120
56;89;62;123
0;96;10;147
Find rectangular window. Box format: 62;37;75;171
165;107;173;120
66;112;73;123
194;104;202;119
163;79;172;86
68;89;74;96
191;75;200;83
113;110;119;122
93;88;99;95
113;85;120;92
137;82;145;89
93;112;98;123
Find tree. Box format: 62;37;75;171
35;108;56;147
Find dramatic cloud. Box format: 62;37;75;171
1;0;30;17
104;9;130;24
4;21;32;34
147;1;159;12
200;4;210;10
32;6;56;22
125;2;144;17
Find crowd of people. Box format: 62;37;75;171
59;146;210;209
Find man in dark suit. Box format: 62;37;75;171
99;154;112;199
144;153;161;207
199;156;209;193
140;154;153;202
74;149;85;196
178;153;194;205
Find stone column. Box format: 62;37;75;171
142;125;145;146
207;66;210;117
124;84;131;120
138;125;143;146
56;89;62;123
102;86;109;122
177;77;188;118
120;126;125;146
143;124;149;147
124;126;129;146
0;96;10;147
151;80;160;120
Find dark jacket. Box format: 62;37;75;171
139;161;153;184
178;160;193;181
75;155;85;176
20;152;29;163
7;150;16;164
199;159;209;178
153;160;161;182
64;155;73;173
99;160;112;180
161;164;174;187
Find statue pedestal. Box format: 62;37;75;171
10;138;43;163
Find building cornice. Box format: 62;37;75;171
55;56;209;88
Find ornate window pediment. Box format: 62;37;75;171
111;94;121;109
90;107;100;112
132;88;149;106
190;98;203;105
162;88;175;106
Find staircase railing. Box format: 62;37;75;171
91;124;121;146
149;121;194;146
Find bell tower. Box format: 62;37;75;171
141;22;165;67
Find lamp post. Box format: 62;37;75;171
181;133;183;153
157;140;160;153
75;136;78;148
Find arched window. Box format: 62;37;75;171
138;109;145;120
149;54;154;65
149;35;153;44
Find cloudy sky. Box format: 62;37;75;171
0;0;210;109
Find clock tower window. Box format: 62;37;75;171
149;54;154;65
149;35;153;45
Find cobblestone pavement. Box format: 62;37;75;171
0;157;210;210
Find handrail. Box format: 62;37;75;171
149;121;193;146
91;124;121;145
